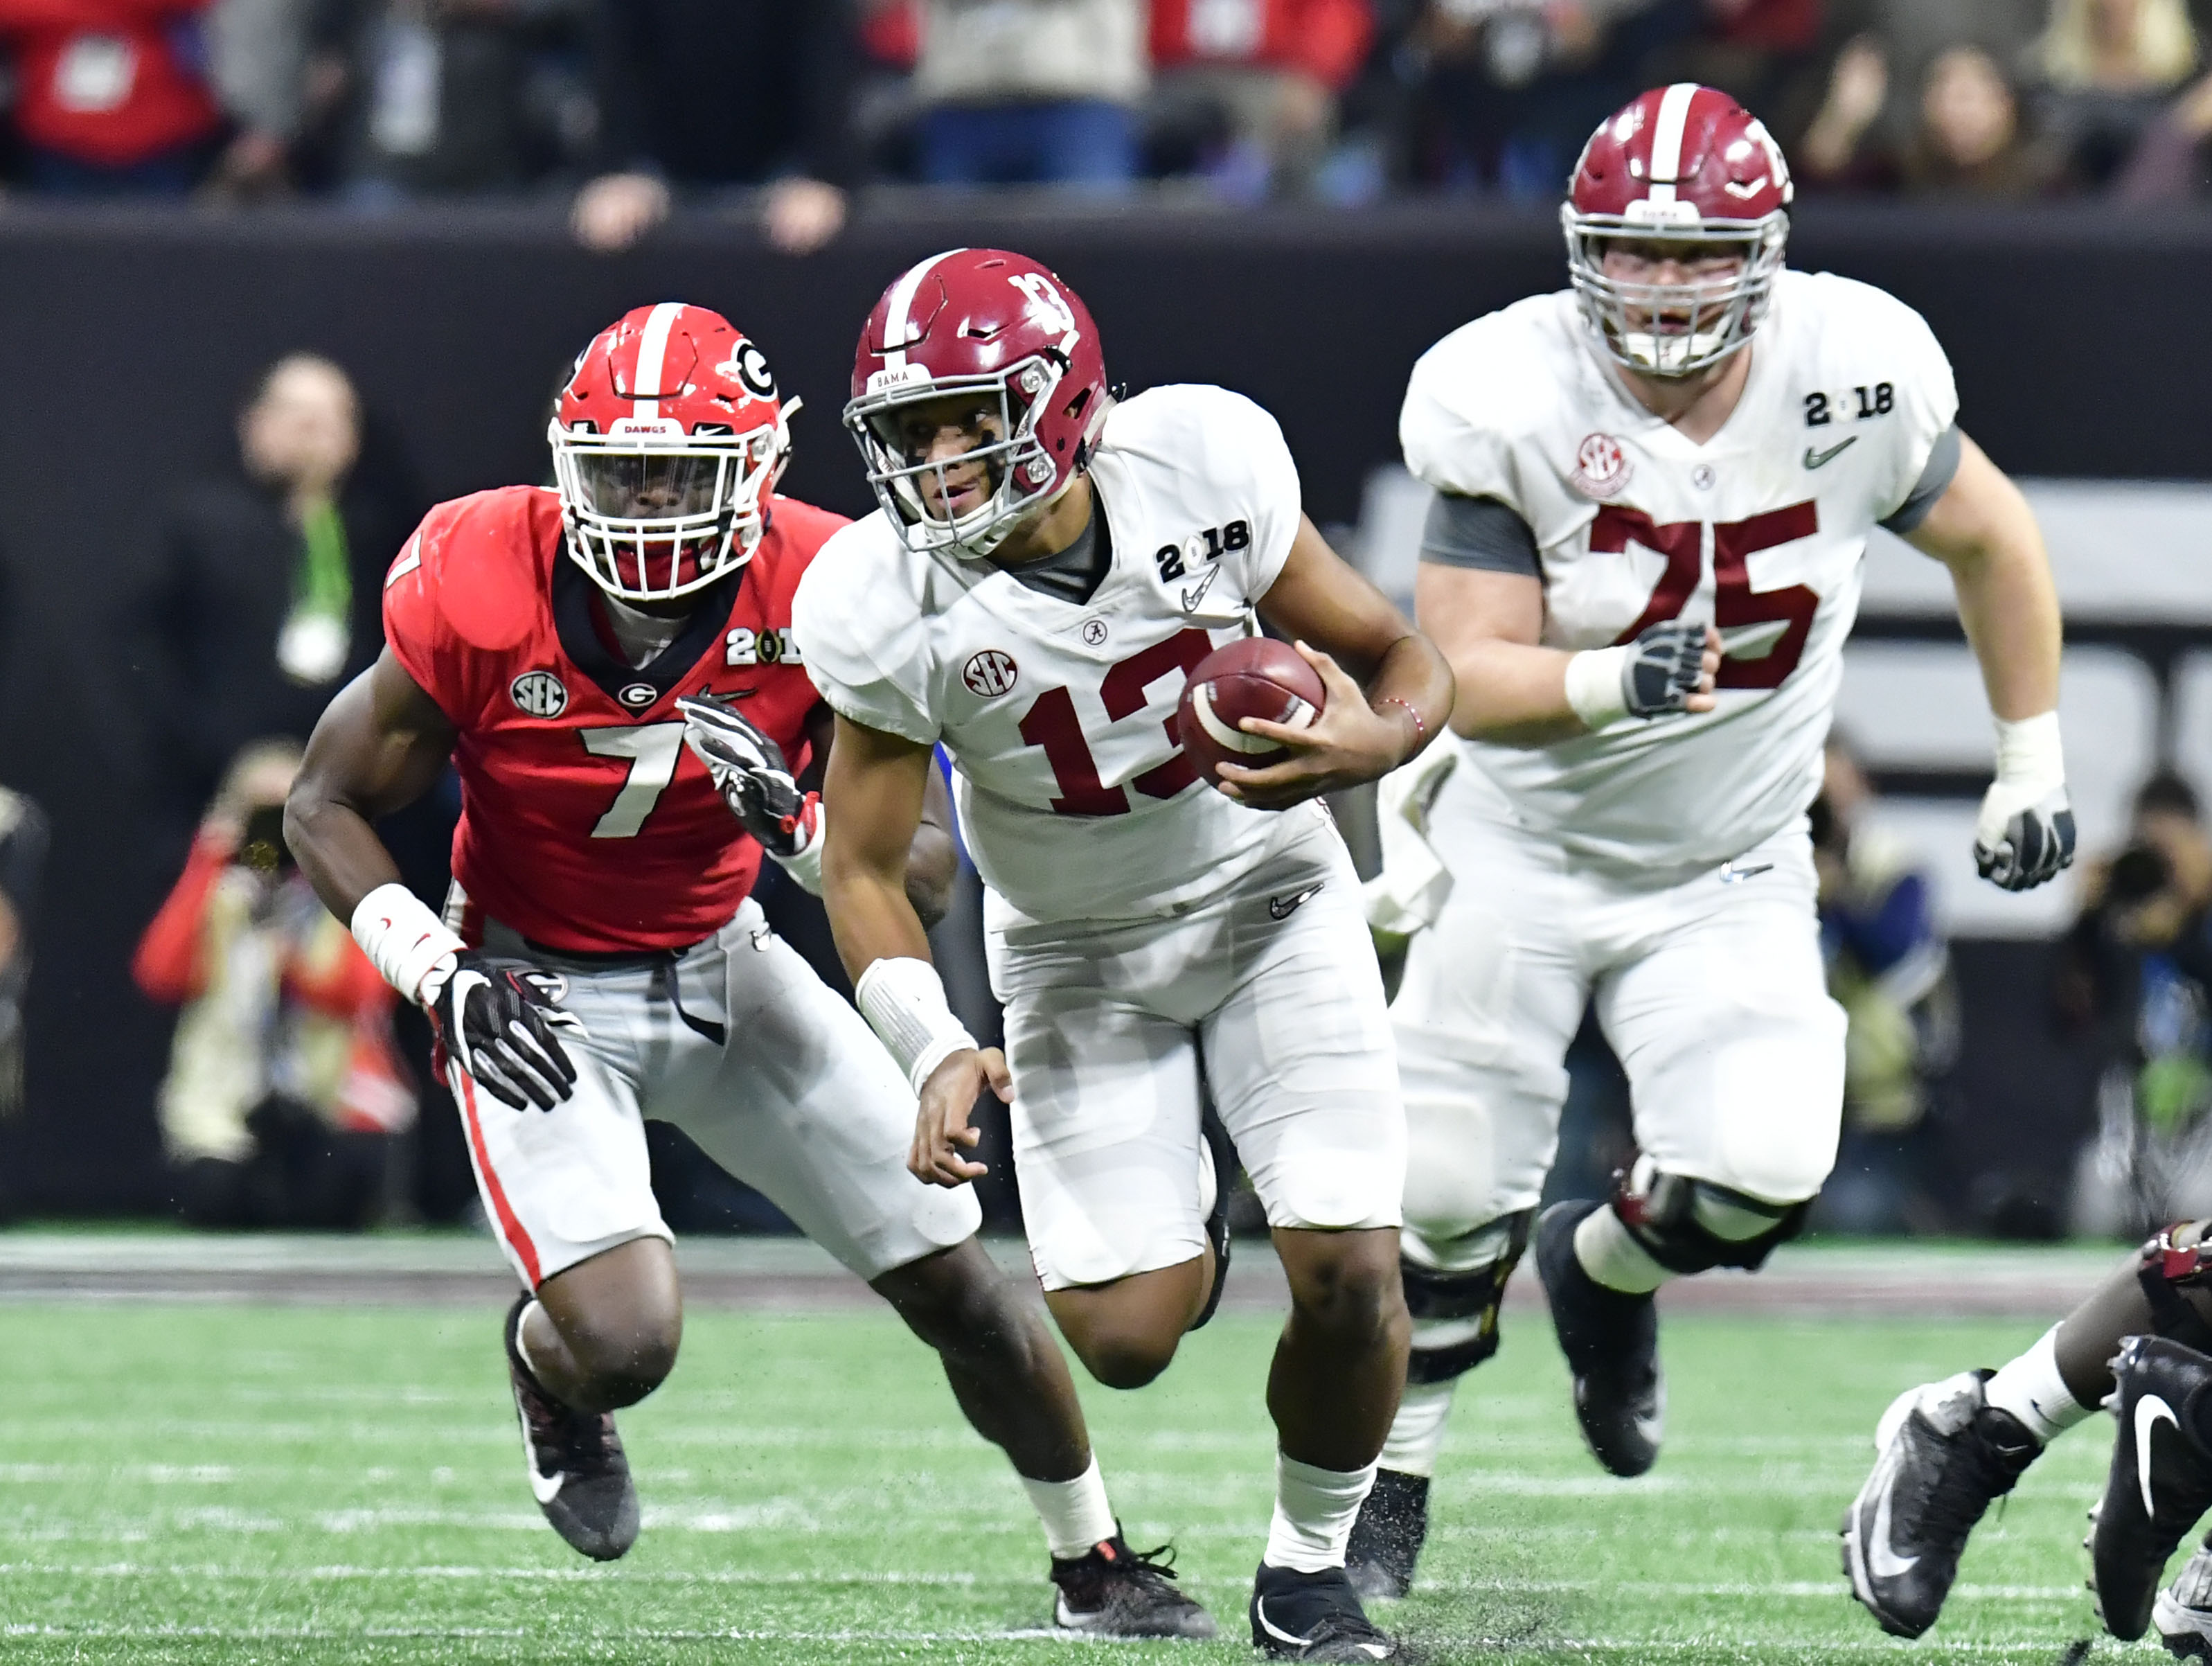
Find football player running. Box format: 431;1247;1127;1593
1343;85;2072;1604
283;303;1215;1639
793;249;1454;1661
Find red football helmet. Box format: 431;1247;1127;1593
1563;83;1793;378
548;303;796;602
844;249;1111;559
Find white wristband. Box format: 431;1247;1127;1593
1992;709;2065;797
769;803;826;897
855;955;978;1095
350;882;464;1007
1563;646;1632;731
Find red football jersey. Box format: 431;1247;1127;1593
383;485;839;953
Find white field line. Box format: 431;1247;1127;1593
0;1563;2089;1602
0;1622;2105;1654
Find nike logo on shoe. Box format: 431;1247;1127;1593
2139;1393;2182;1516
1867;1449;1920;1579
515;1396;564;1505
1255;1598;1386;1658
1181;565;1223;614
1804;437;1859;470
1269;883;1324;921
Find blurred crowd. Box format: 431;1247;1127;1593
0;0;2199;245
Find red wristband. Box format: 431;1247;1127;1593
1379;697;1427;751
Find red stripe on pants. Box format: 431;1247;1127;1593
456;1069;542;1287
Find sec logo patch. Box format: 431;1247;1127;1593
963;650;1019;698
510;671;569;718
1571;433;1633;501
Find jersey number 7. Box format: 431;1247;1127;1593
1596;500;1821;690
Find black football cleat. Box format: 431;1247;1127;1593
1191;1100;1238;1331
2094;1336;2212;1642
1048;1532;1217;1638
1839;1369;2039;1638
1345;1468;1429;1602
1534;1200;1664;1478
503;1293;639;1561
1251;1562;1398;1660
2155;1539;2212;1660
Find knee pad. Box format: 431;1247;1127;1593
1401;1210;1533;1385
1615;1164;1808;1277
2139;1221;2212;1350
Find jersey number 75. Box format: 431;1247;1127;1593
1596;501;1821;689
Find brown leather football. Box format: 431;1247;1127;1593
1175;637;1327;792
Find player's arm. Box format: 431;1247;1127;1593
287;648;579;1110
1905;432;2073;890
286;648;456;919
796;703;957;928
1221;515;1456;810
1416;561;1721;748
819;715;1005;1188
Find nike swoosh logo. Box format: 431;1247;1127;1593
1269;882;1324;921
1866;1447;1920;1579
514;1394;564;1506
2139;1392;2181;1517
1181;564;1223;613
1804;436;1859;470
1254;1598;1319;1649
1718;862;1773;884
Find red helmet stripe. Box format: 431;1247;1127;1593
882;248;967;371
1646;82;1700;200
632;301;686;418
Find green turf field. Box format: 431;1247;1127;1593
0;1299;2149;1664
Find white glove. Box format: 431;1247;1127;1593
1363;743;1460;943
1974;711;2075;892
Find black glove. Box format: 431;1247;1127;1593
427;952;582;1111
1621;619;1712;718
675;693;817;858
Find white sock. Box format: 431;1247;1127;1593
1025;1456;1118;1561
1377;1378;1456;1478
1263;1453;1377;1573
1574;1205;1669;1295
1983;1325;2092;1444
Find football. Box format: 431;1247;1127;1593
1175;637;1326;792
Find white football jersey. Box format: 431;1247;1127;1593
1401;269;1959;874
795;383;1308;923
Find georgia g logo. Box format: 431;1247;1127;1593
717;339;776;401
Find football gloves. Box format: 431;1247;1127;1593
425;952;582;1111
675;693;823;863
1974;783;2076;892
1974;711;2074;892
1621;619;1711;719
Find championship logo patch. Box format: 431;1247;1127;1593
962;649;1019;698
510;671;569;718
1571;432;1633;500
